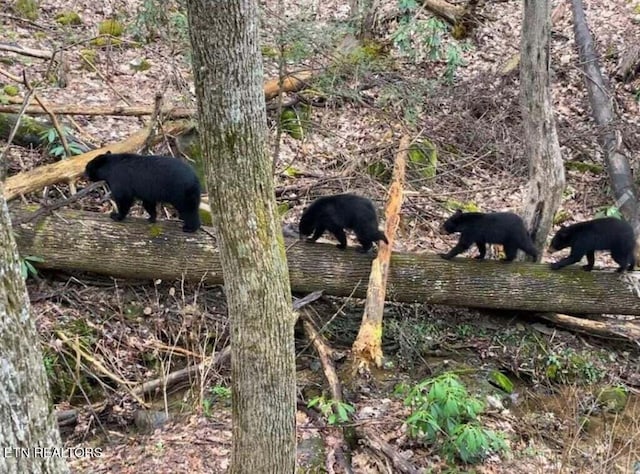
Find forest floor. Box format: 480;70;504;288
2;0;640;472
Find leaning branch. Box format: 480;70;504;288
571;0;640;235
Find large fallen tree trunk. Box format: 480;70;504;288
10;205;640;316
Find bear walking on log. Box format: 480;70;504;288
85;152;201;233
439;210;538;262
549;217;636;272
298;194;388;253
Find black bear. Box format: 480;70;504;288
298;194;388;253
549;217;636;272
439;209;538;262
85;152;201;233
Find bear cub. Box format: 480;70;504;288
549;217;636;272
85;152;201;233
299;194;388;253
440;209;538;262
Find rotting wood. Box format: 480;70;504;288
352;135;409;370
131;346;231;399
10;205;640;326
4;120;191;201
301;311;343;402
356;427;422;474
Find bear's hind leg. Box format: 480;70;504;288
142;200;158;223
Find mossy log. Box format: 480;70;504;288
10;205;640;316
0;112;49;148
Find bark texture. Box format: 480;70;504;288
186;1;297;472
519;0;565;256
0;184;69;474
10;206;640;317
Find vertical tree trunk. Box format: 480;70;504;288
0;182;69;474
519;0;565;255
186;1;297;473
350;0;379;41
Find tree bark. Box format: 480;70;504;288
0;183;69;473
571;0;640;237
519;0;565;256
10;206;640;318
186;0;297;472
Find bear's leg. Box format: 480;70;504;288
440;235;472;260
308;226;325;242
474;241;487;260
582;251;595;271
142;200;158;223
326;224;347;249
179;209;201;233
501;242;518;262
550;247;585;270
110;195;133;221
611;248;633;273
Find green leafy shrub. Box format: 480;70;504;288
402;372;508;464
308;396;355;425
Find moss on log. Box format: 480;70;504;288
9;205;640;316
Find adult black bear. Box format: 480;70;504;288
85;152;201;233
549;217;636;272
299;194;388;253
439;209;538;262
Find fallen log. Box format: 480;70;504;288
0;70;316;119
10;205;640;318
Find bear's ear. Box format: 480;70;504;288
453;209;463;216
105;150;112;155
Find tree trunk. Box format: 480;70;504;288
519;0;565;256
186;1;297;472
571;0;640;238
0;184;69;474
10;206;640;317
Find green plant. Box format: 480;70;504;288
595;205;622;219
391;3;467;81
210;385;231;400
20;255;44;279
39;126;83;158
307;396;355;425
402;372;507;464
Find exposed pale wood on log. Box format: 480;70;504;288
0;42;53;59
0;103;195;118
10;206;640;318
0;70;315;119
352;136;409;369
